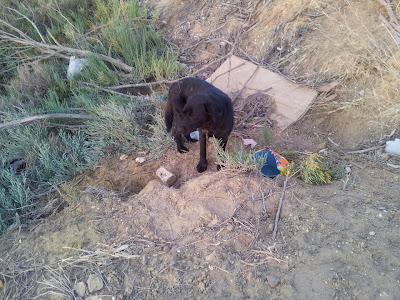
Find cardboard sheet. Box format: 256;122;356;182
207;55;318;130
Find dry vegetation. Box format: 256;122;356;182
152;0;400;146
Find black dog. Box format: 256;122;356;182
165;77;234;173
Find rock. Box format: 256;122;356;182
119;154;128;161
85;296;115;300
0;279;3;289
87;274;104;293
369;231;376;236
156;167;177;187
135;157;146;164
74;281;86;297
266;275;280;288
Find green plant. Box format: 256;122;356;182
258;125;274;146
213;139;261;173
300;153;332;185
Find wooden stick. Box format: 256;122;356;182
0;33;134;73
272;175;289;240
347;145;384;154
106;52;233;90
0;113;94;131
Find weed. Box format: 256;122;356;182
258;125;274;146
300;153;332;185
213;139;261;173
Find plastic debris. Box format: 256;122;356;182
242;138;257;149
385;138;400;156
253;149;289;178
67;56;87;79
190;131;200;141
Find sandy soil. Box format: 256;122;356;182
1;142;399;299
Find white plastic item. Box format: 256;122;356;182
190;131;200;141
67;56;87;79
385;138;400;156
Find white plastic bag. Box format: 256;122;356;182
385;138;400;156
67;56;87;79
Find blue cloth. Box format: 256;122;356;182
253;150;280;178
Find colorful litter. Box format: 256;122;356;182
253;149;289;178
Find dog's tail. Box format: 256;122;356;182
164;101;173;133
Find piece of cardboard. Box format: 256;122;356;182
207;55;318;130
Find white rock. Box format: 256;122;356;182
73;281;86;297
369;231;376;236
87;274;104;293
135;157;146;164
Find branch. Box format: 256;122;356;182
272;175;289;240
0;28;134;73
0;113;94;131
107;52;233;90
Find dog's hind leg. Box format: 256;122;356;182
196;129;208;173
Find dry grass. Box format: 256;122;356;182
154;0;400;146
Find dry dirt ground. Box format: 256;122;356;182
1;139;399;299
1;1;400;299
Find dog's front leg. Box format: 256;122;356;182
173;132;189;153
196;129;208;173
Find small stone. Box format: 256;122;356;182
135;157;146;164
266;275;280;288
226;224;234;232
156;167;177;187
74;281;86;297
87;274;104;293
85;296;115;300
369;231;376;236
267;223;274;233
119;154;128;161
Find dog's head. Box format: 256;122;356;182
174;94;219;134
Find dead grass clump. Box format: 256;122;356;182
7;63;52;107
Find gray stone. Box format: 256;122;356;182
87;274;104;293
266;275;280;288
74;281;86;297
85;296;115;300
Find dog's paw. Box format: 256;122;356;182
196;161;208;173
178;146;189;153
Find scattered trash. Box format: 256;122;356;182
119;154;128;161
67;56;87;79
156;166;177;187
385;138;400;156
242;138;257;149
253;149;289;178
207;55;317;130
135;157;146;164
190;130;200;141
